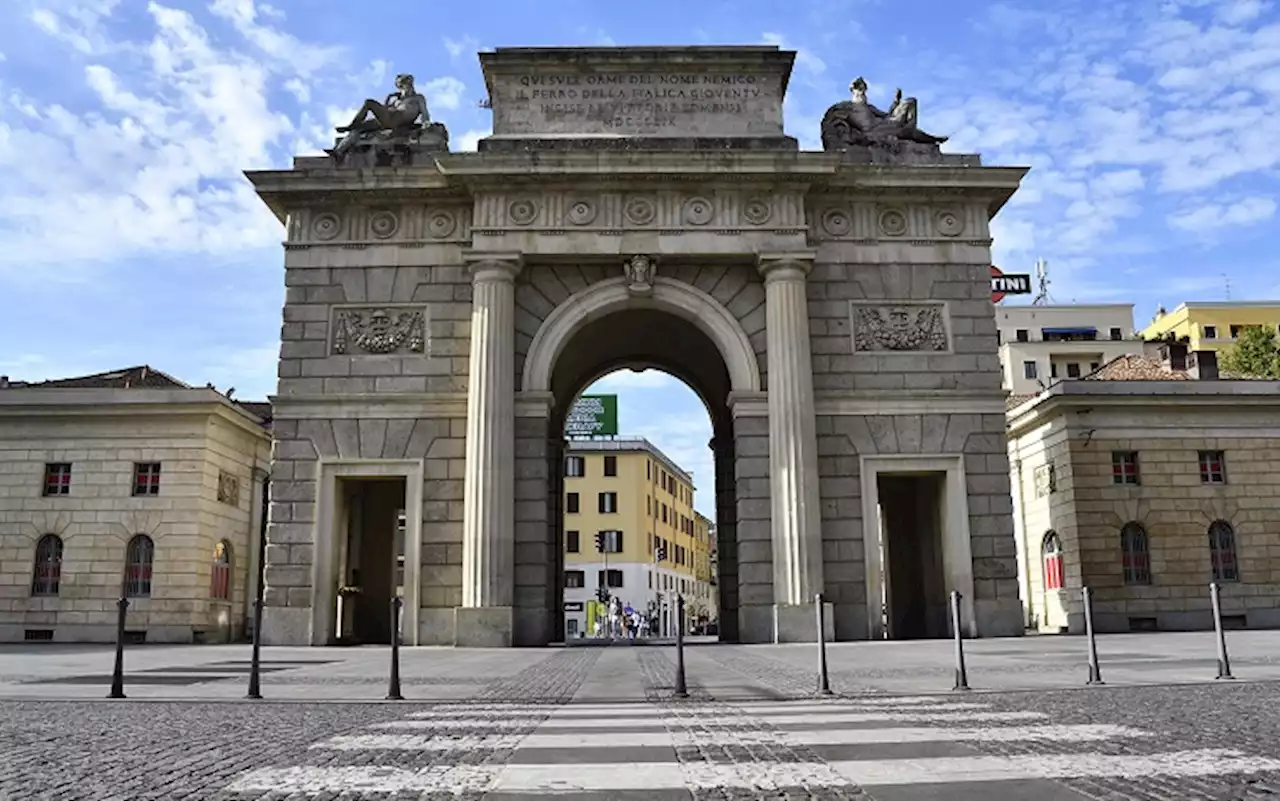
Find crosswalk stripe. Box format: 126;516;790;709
406;701;994;721
226;749;1280;794
377;710;1046;729
314;724;1151;751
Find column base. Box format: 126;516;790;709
454;606;514;647
973;599;1024;637
772;602;835;643
262;606;312;646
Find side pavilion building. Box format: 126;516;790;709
247;46;1029;647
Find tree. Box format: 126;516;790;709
1219;326;1280;378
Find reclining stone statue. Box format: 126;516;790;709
327;73;448;165
821;77;948;154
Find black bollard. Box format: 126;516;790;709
246;598;265;699
108;597;129;699
950;590;970;691
816;592;832;696
1210;582;1234;680
386;596;404;700
673;594;688;699
1083;586;1104;685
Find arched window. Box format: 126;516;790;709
31;534;63;597
1120;522;1151;585
210;541;231;600
1042;531;1063;590
124;535;154;598
1208;520;1239;582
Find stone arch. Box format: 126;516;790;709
522;276;761;396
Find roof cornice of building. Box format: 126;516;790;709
0;387;271;435
1007;379;1280;433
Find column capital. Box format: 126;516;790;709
463;251;524;282
756;251;816;283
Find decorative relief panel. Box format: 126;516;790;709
217;471;241;507
290;205;472;245
471;190;806;233
811;201;987;242
331;305;427;355
849;302;950;353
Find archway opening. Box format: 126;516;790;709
543;306;740;644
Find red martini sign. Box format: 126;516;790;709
990;265;1032;303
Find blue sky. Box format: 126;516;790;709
2;0;1279;518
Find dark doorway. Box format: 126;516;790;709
336;478;406;645
877;473;948;639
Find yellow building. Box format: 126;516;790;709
561;438;715;639
1140;301;1280;352
1007;345;1280;634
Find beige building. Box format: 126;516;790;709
0;367;271;643
1140;301;1280;352
1007;345;1280;633
996;304;1139;395
561;439;715;639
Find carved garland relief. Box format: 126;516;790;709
480;191;796;231
850;302;949;352
332;307;427;355
217;471;241;506
297;207;468;244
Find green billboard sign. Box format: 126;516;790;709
565;394;618;437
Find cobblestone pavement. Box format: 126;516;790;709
4;648;1280;799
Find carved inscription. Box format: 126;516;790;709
851;303;949;352
332;307;426;355
490;71;781;136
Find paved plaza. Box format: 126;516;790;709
2;635;1280;798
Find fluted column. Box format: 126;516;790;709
461;254;522;610
758;253;824;608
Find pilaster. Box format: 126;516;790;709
757;251;825;630
459;252;522;645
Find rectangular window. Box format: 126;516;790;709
1066;363;1081;378
598;492;618;513
1112;452;1140;485
1016;329;1029;342
648;572;653;589
647;460;651;480
1229;325;1242;339
597;569;623;588
647;533;653;555
1023;361;1038;380
1051;363;1059;379
565;456;585;477
42;463;72;496
661;505;668;523
1109;327;1122;341
1090;362;1100;372
599;530;623;553
1198;451;1227;484
566;492;579;514
647;496;651;516
603;455;617;477
133;462;162;496
566;531;580;553
1203;325;1218;339
565;570;585;588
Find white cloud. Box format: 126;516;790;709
761;32;827;75
443;35;479;62
425;76;466;112
1217;0;1269;24
1168;196;1277;232
456;128;488;152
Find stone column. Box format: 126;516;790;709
458;253;522;646
758;253;826;642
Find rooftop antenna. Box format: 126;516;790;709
1223;273;1231;301
1032;258;1053;306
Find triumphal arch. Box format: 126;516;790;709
248;46;1028;647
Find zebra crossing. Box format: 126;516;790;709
223;694;1280;798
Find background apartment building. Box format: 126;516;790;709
0;367;270;643
996;304;1140;395
1140;301;1280;351
561;438;715;639
1007;344;1280;634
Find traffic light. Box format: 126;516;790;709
595;586;609;603
594;532;606;553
